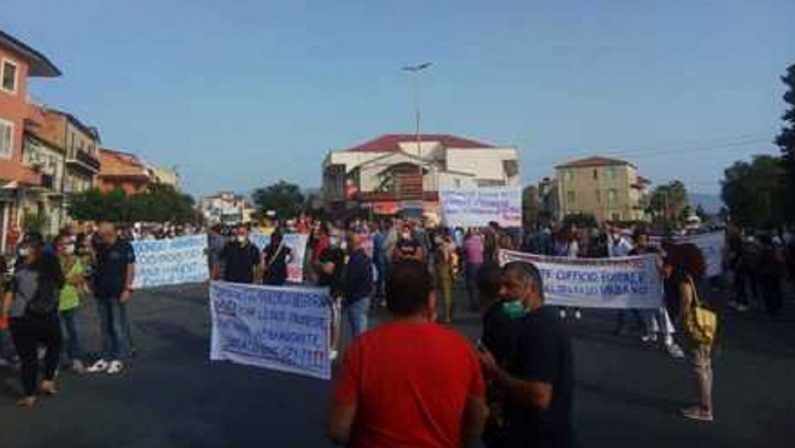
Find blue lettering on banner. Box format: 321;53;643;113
209;282;331;380
131;235;209;288
501;250;663;309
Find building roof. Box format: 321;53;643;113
556;156;636;169
98;148;150;179
0;29;61;77
345;134;494;152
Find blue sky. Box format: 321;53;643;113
2;1;793;197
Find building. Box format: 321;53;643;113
199;191;256;225
555;156;650;223
322;134;519;218
97;147;151;194
149;165;180;190
0;29;61;249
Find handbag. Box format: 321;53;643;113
684;276;718;346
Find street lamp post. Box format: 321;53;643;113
402;62;432;203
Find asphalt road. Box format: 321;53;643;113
2;281;794;448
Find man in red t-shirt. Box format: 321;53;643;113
328;260;487;448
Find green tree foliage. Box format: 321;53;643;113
721;155;785;229
776;63;795;223
522;185;540;230
562;212;597;229
252;180;305;219
648;180;689;225
68;185;198;223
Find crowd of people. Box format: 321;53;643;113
0;222;137;408
1;212;791;447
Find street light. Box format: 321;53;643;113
402;62;433;204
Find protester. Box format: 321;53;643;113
556;226;581;320
0;233;65;408
609;227;645;335
328;260;487;447
630;228;684;359
662;244;715;422
87;222;136;374
371;222;388;298
479;263;526;447
756;234;785;317
436;230;457;323
56;235;86;373
392;224;423;262
477;261;576;447
214;224;262;284
341;233;373;337
263;231;292;286
207;224;227;275
464;229;486;312
316;229;346;361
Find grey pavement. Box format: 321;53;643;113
1;282;794;448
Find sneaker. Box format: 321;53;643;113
71;360;86;374
559;309;567;319
107;360;124;375
39;380;58;396
680;406;713;422
329;350;339;362
641;333;658;343
574;310;582;320
666;342;685;359
86;359;110;373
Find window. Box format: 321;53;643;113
593;169;598;180
453;178;461;188
607;189;618;205
565;170;574;183
1;59;18;94
0;119;13;159
611;212;621;222
567;191;576;204
606;166;617;180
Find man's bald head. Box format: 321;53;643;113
98;222;117;244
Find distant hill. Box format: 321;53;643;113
690;193;724;215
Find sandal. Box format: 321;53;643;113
681;406;713;422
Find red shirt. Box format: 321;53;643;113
333;321;485;448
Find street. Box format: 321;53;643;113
2;282;794;448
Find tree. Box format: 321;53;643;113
562;212;597;229
67;185;198;223
522;185;540;230
252;180;305;219
776;63;795;223
721;155;785;229
648;180;689;226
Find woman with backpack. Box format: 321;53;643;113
662;243;717;422
0;233;65;408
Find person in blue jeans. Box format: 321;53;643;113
86;223;136;375
342;233;373;338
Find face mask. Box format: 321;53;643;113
340;241;348;251
64;244;76;255
18;248;30;257
401;232;411;240
329;236;340;247
237;235;247;244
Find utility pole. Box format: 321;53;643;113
402;62;432;202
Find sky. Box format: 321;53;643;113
1;0;793;197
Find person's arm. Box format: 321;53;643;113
120;244;136;303
0;278;16;330
413;246;424;261
253;247;264;283
461;394;488;448
328;345;360;444
679;280;694;322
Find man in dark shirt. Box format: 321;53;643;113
215;225;261;284
478;261;576;448
342;233;373;338
87;222;136;375
316;230;346;360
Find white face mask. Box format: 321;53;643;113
18;248;30;257
237;235;247;244
64;244;76;255
340;241;348;251
401;232;411;240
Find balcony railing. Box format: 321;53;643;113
67;150;101;172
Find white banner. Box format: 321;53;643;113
501;250;663;309
249;233;310;283
209;281;331;380
440;186;522;228
131;235;209;288
650;231;725;277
